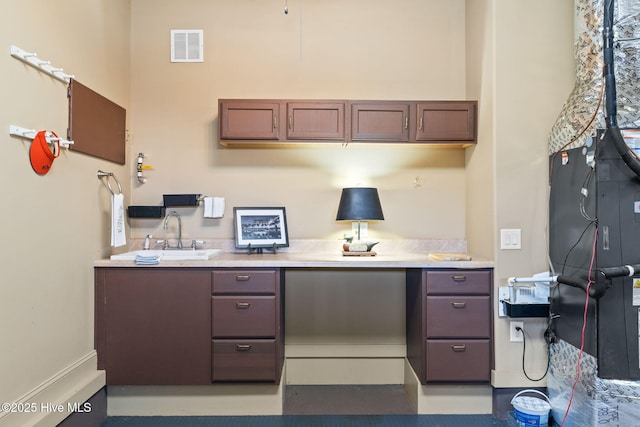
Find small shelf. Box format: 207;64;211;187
127;206;166;219
163;194;202;207
502;301;549;318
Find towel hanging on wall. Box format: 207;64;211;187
111;193;126;247
203;196;225;218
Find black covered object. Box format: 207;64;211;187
549;129;640;379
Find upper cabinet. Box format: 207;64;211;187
219;100;280;140
218;99;477;147
286;101;346;141
351;102;410;142
416;101;476;142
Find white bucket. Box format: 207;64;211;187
511;389;551;427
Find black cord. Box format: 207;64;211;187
517;326;549;382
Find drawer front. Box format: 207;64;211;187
426;270;491;295
425;296;490;338
212;296;276;337
212;270;276;294
425;339;490;382
212;339;277;382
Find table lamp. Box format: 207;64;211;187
336;187;384;240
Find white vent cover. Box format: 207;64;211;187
171;30;203;62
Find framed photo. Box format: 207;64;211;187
233;207;289;249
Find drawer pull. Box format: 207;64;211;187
236;344;252;351
452;275;467;282
451;302;466;309
235;302;251;309
451;344;467;352
235;275;251;281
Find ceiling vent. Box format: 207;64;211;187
171;30;203;63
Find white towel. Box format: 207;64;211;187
111;193;127;247
204;196;225;218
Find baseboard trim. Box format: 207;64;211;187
0;351;105;427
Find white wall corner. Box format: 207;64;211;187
0;351;105;427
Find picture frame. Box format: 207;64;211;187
233;207;289;249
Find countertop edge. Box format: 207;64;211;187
94;252;494;269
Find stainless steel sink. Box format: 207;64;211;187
110;248;223;261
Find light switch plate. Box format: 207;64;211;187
500;228;521;250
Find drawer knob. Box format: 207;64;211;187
452;275;467;282
236;344;252;351
451;302;466;309
451;344;467;352
235;302;251;309
235;275;251;281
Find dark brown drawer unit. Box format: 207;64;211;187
212;339;278;382
212;296;276;337
425;339;491;382
406;268;493;384
211;269;284;383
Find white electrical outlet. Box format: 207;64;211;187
498;287;510;317
510;321;524;342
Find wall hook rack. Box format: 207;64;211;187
9;125;74;148
10;45;74;84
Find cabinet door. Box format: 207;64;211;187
415;101;476;142
351;102;410;141
96;268;212;385
219;100;280;140
286;101;346;141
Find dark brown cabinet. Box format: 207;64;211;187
416;101;476;142
211;269;284;383
350;102;410;142
219;100;280;140
286;101;346;141
218;99;346;143
94;268;212;385
406;269;493;384
95;267;284;385
218;99;477;146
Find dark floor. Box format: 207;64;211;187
101;414;512;426
101;385;513;426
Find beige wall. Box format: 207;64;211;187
0;0;130;425
0;0;577;421
128;0;469;242
472;0;575;386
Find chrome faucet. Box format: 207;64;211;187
162;211;183;249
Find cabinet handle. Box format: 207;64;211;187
452;275;467;282
235;275;251;281
404;116;408;129
236;344;252;351
273;115;278;129
451;302;466;309
235;302;251;309
419;117;423;131
451;344;467;352
289;115;293;130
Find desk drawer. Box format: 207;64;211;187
212;296;276;337
425;296;490;338
212;339;277;382
426;270;491;295
425;339;490;382
212;270;276;294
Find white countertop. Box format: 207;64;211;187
95;250;493;269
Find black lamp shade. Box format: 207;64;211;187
336;188;385;221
